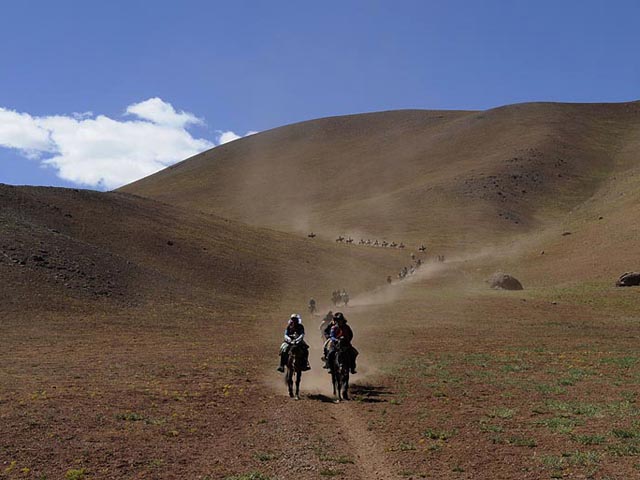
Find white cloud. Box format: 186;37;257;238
217;129;259;145
0;98;252;189
125;97;202;128
0;108;54;156
218;130;241;144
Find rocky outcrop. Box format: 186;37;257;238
488;272;523;290
615;272;640;287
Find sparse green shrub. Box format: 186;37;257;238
254;452;277;462
333;456;354;464
601;356;638;369
536;384;567;395
319;469;343;476
574;434;606;445
488;407;516;419
613;428;637;439
508;436;537;447
535;416;582;434
115;412;145;421
607;442;640;456
65;469;87;480
423;428;457;441
479;422;503;433
224;472;272;480
390;441;416;451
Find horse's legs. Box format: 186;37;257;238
295;370;301;400
286;369;293;398
342;372;350;400
331;369;340;401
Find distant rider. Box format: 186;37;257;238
308;298;317;314
323;312;358;374
277;314;311;372
341;290;350;306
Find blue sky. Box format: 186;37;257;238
1;0;639;189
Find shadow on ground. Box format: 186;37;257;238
350;384;390;403
306;393;336;403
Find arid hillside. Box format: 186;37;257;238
122;102;640;252
0;184;405;314
3;101;640;480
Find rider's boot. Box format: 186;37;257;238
276;352;286;372
302;352;311;371
350;360;357;374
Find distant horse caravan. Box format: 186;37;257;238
307;230;448;290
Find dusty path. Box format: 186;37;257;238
259;304;404;479
336;402;400;480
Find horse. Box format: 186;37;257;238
285;343;305;400
329;338;352;402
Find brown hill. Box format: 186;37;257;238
121;102;640;252
0;184;405;314
4;101;640;480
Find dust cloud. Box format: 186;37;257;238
265;236;541;398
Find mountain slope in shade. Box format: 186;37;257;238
0;184;405;313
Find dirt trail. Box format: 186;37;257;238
337;403;400;480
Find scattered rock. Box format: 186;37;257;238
562;231;571;236
540;250;545;255
167;240;174;246
615;272;640;287
488;272;524;291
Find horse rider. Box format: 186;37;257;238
308;298;317;313
342;290;350;306
319;310;333;340
277;314;310;372
321;313;338;366
323;312;358;374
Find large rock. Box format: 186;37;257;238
488;272;523;290
615;272;640;287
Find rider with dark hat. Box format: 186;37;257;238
277;314;310;372
323;312;358;374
